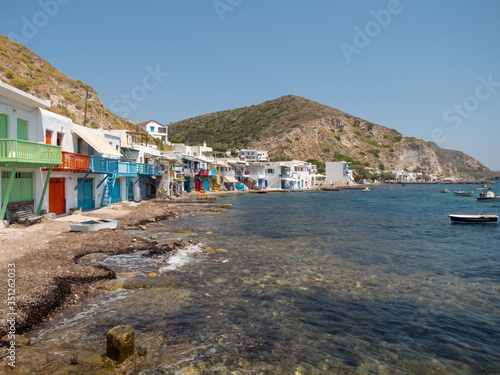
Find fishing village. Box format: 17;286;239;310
0;2;499;369
1;78;498;373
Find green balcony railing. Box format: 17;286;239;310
0;139;62;167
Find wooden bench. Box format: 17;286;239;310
16;209;43;225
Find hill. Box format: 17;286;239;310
0;34;137;131
170;95;496;180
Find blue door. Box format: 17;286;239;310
258;179;263;189
265;180;268;188
204;179;210;192
281;180;285;189
111;180;121;203
78;178;94;210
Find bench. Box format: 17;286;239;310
16;209;43;225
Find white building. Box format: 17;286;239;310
325;161;354;185
172;142;212;158
0;81;55;220
38;109;127;214
137;119;168;144
239;149;269;163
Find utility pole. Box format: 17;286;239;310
83;86;89;126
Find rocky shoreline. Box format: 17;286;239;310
0;197;235;373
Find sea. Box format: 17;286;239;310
30;184;500;374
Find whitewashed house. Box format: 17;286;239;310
137;119;168;145
325;161;354;185
0;81;61;221
239;149;269;163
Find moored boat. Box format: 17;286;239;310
454;191;474;196
70;219;118;232
361;187;371;192
439;188;450;193
476;189;500;202
449;214;498;224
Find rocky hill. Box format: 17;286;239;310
0;34;137;131
170;95;495;180
1;33;495;180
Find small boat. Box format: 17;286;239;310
439;188;450;193
449;214;498;224
361;187;371;192
476;189;500;202
482;184;493;190
70;219;118;232
454;191;474;196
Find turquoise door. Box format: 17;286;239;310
281;180;285;189
111;180;121;203
204;179;209;192
78;178;94;210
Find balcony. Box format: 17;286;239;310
90;156;118;174
117;161;137;177
198;169;209;176
183;168;192;176
137;163;164;176
0;139;62;167
45;151;89;172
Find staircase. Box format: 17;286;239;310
101;174;116;207
243;177;260;190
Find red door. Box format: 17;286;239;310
195;179;201;192
49;178;66;215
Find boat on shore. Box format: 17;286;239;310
449;214;498;224
454;191;474;196
70;219;118;232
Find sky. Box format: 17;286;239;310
1;0;500;169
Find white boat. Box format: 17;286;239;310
476;189;500;202
361;187;371;192
70;219;118;232
439;188;450;193
449;214;498;224
454;191;474;196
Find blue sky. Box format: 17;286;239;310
2;1;500;169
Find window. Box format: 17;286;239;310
56;132;64;147
266;169;275;174
17;119;28;141
77;138;83;154
0;113;8;138
45;130;53;144
150;126;155;132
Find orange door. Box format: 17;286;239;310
49;178;66;215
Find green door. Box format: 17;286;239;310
1;171;33;203
17;119;28;140
0;114;8;138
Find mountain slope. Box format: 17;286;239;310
170;95;495;180
0;34;137;131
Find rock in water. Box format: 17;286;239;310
106;325;135;362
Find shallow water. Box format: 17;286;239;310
31;185;500;374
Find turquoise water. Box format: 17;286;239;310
31;185;500;374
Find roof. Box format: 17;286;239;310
137;120;166;127
0;80;51;109
72;127;122;157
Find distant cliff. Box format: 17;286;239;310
170;95;496;180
